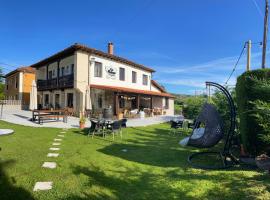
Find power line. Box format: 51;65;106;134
251;0;264;18
224;43;247;85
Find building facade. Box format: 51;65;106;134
4;67;36;108
31;43;174;117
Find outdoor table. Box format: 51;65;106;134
90;118;115;130
32;109;67;124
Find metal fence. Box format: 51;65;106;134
0;100;22;105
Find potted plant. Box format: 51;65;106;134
79;116;86;129
256;154;270;173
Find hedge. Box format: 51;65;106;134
236;69;270;155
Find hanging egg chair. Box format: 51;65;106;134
187;103;224;148
180;82;238;169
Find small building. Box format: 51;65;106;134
4;66;36;109
30;43;174;117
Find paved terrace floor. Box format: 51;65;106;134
0;108;180;128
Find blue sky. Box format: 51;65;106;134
0;0;267;94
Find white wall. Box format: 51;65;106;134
89;55;152;91
151;84;161;92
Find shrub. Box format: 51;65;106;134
236;69;270;155
182;96;206;119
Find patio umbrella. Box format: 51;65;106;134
85;85;92;110
29;80;37;110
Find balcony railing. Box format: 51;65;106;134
37;74;74;90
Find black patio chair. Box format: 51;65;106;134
106;120;122;140
88;119;105;138
170;120;183;135
121;118;127;128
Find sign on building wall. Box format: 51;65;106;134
105;66;117;79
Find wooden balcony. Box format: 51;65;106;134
37;74;74;91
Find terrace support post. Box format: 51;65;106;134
137;94;140;111
114;92;119;116
150;96;153;117
57;60;60;86
46;64;49;80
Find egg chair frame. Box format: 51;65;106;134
187;81;238;169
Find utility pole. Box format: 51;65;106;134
247;40;251;71
262;0;269;69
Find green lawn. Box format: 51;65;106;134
0;120;269;200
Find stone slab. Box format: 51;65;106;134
47;153;59;157
42;162;57;169
49;147;60;151
33;182;53;191
52;143;61;146
54;138;62;141
58;135;65;137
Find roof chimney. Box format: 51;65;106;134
108;42;114;55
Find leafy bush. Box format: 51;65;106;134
236;69;270;155
182;96;206;119
252;100;270;155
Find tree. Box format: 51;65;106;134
0;67;4;100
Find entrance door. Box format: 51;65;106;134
67;93;73;108
55;94;60;109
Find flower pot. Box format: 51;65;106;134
79;122;85;129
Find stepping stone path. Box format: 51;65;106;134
58;135;65;137
42;162;57;169
49;147;60;151
34;129;67;191
33;182;53;191
47;153;59;157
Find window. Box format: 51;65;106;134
142;74;148;85
165;98;169;109
15;76;18;88
48;71;53;79
132;71;137;83
61;67;65;76
55;94;60;108
119;67;125;81
45;94;49;105
67;93;73;108
52;69;55;77
66;66;69;74
71;64;74;74
6;84;8;90
119;96;125;108
94;62;102;77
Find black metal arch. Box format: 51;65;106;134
188;81;238;169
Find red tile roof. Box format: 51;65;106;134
30;43;155;73
90;84;174;98
151;80;167;93
4;66;35;78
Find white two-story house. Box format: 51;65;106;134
30;43;174;117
